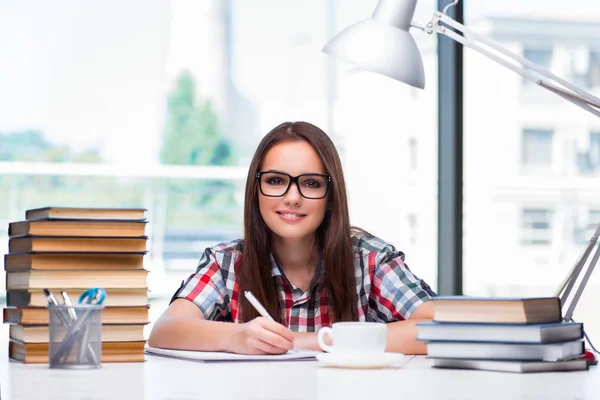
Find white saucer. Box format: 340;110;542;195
316;352;405;369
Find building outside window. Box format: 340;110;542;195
407;213;417;245
575;209;600;243
589;51;600;88
521;208;554;245
576;131;600;174
590;131;600;168
408;137;418;171
522;48;553;85
522;128;553;167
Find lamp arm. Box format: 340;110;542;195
554;224;599;299
563;240;600;321
426;12;600;117
539;82;600;117
559;222;600;321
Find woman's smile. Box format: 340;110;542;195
276;210;307;222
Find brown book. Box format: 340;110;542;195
9;219;147;238
4;252;146;272
26;207;147;221
3;306;150;325
9;340;146;363
8;236;148;253
6;289;149;307
10;323;147;343
432;296;562;324
6;269;148;290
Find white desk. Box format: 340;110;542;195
2;352;599;400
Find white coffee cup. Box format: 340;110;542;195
317;322;387;353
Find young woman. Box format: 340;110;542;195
148;121;435;355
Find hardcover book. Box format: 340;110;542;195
3;306;150;325
432;296;562;324
25;207;147;221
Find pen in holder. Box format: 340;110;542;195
48;303;104;369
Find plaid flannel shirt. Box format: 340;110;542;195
172;231;435;332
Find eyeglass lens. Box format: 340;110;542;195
260;172;328;199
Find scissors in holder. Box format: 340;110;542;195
78;288;107;306
75;288;106;363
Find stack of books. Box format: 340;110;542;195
417;296;590;373
2;206;150;363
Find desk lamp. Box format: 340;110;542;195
322;0;600;353
322;0;600;115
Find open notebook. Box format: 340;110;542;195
145;346;320;362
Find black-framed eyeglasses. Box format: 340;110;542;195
257;171;331;199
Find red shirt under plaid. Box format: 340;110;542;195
172;231;435;332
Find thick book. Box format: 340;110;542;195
6;269;148;290
10;323;146;343
4;252;146;272
431;357;590;373
25;207;147;221
8;219;147;238
6;288;149;307
3;306;150;325
416;321;583;343
8;236;148;253
432;296;561;324
427;340;585;362
9;339;146;363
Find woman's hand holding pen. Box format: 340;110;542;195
230;317;294;355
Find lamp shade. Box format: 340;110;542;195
322;19;425;89
322;0;425;89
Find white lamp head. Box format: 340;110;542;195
322;0;425;89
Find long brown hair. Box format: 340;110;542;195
238;121;358;324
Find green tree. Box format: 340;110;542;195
0;129;103;164
161;70;236;167
160;71;238;212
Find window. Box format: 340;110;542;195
407;213;417;245
465;0;600;341
522;129;553;167
0;1;441;306
521;208;553;245
591;132;600;167
589;51;600;88
590;210;600;233
408;137;418;171
576;131;600;174
574;209;600;243
522;48;553;85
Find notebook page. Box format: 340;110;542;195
145;346;319;362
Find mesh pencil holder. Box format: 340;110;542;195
48;304;104;369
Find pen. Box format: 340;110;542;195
244;291;274;321
44;288;71;326
43;288;60;306
244;291;297;352
61;291;77;321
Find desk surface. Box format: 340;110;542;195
2;350;599;400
